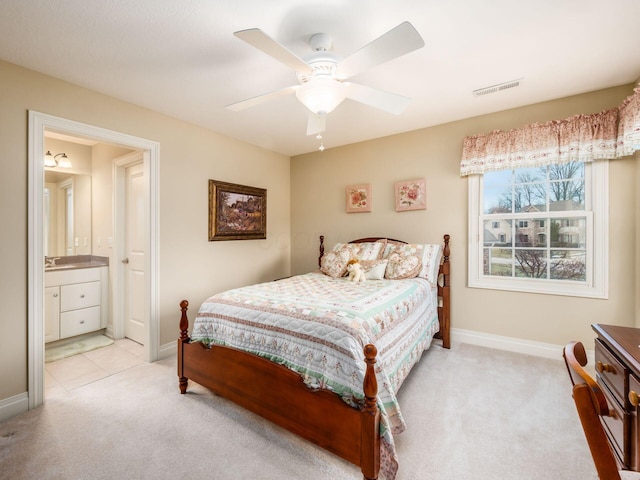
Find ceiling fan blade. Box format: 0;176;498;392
307;112;326;136
345;83;412;115
226;85;298;111
337;21;425;79
234;28;313;74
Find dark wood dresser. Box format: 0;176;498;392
592;323;640;470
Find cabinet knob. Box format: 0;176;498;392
630;391;640;408
596;361;615;374
80;294;85;298
80;320;85;324
53;293;58;297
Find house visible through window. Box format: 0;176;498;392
468;160;608;298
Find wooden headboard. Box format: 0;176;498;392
318;235;408;267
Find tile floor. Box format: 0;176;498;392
45;338;145;399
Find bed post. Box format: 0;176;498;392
437;234;451;349
361;344;380;480
178;300;190;394
318;235;325;267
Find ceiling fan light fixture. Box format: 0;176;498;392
295;77;346;115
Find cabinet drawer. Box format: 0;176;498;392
60;281;101;312
595;339;628;404
45;267;101;287
601;381;628;468
60;307;101;338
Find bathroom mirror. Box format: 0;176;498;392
44;171;92;257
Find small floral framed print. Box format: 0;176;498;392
346;184;372;213
395;179;426;212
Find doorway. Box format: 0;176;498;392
28;111;160;410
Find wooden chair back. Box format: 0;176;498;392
563;341;621;480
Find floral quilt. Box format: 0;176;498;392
190;271;439;480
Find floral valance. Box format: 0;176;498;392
460;86;640;176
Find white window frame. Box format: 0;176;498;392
468;160;608;298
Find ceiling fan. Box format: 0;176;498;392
226;21;425;136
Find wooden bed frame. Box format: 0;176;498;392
177;234;451;480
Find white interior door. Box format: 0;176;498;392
124;162;145;345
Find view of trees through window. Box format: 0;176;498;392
481;161;587;281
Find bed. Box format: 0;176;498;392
177;234;451;480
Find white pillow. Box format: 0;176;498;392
360;259;388;280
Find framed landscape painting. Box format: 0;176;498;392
346;184;372;213
395;178;426;212
208;180;266;241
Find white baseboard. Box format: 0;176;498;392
158;341;176;360
451;327;595;364
0;392;29;423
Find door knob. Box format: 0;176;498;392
121;258;129;264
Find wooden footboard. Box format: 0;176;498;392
178;300;380;479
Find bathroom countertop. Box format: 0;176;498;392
45;255;109;272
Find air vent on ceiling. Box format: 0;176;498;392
473;78;523;97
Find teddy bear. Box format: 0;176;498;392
346;259;366;282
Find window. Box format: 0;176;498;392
468;161;608;298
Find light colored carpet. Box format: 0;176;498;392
45;334;114;363
0;343;598;479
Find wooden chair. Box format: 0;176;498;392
563;341;640;480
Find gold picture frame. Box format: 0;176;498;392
208;180;266;241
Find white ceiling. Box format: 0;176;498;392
2;0;639;156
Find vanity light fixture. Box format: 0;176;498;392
44;151;72;168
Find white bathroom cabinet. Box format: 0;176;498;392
44;266;108;343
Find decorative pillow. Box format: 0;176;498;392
331;241;385;261
384;253;422;280
374;238;388;251
320;248;351;278
383;243;442;284
381;240;405;258
359;259;388;280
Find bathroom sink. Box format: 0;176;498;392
45;264;80;271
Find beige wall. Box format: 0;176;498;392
291;84;637;348
0;56;635;408
0;60;290;402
